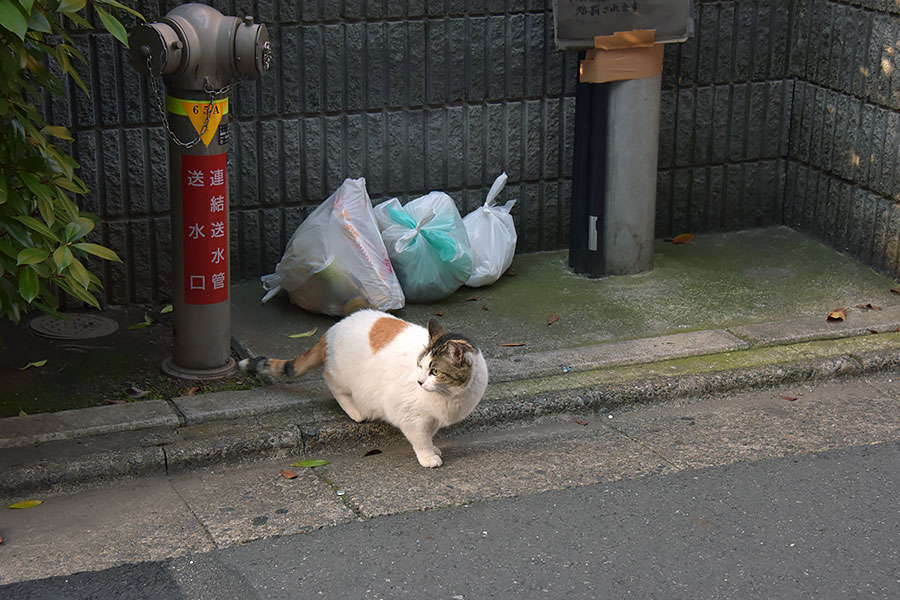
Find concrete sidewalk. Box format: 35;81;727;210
4;227;900;496
3;374;900;586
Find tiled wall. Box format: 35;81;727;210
62;0;581;305
655;0;793;237
785;0;900;276
56;0;900;305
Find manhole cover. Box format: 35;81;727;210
30;314;119;340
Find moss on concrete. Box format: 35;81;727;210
394;227;900;357
484;332;900;402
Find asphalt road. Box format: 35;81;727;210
4;438;899;600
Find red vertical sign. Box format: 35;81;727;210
182;154;228;304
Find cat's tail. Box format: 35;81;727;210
238;336;326;377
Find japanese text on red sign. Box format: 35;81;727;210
182;154;228;304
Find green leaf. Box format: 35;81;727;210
26;7;51;33
128;312;153;330
41;125;73;141
18;266;39;302
53;245;73;272
0;1;28;41
68;256;91;288
54;177;88;194
17;247;49;265
96;0;145;22
94;5;128;48
73;242;121;262
13;215;58;242
65;217;94;241
18;360;47;371
56;277;100;308
288;327;318;339
0;238;17;259
7;500;43;509
289;459;330;468
17;0;35;15
0;176;7;204
63;9;90;29
160;304;173;314
33;300;62;319
36;197;54;227
56;0;87;13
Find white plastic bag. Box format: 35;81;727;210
261;178;404;316
463;173;517;287
374;192;473;303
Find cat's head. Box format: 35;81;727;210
416;319;480;394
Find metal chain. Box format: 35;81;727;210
145;53;241;148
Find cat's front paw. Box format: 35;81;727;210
417;453;443;468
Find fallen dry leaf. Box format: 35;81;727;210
827;308;846;322
779;394;798;401
434;310;443;316
19;359;48;371
499;342;526;347
576;419;588;426
8;500;42;509
547;314;559;326
127;313;154;330
868;328;880;334
183;387;200;397
288;327;318;339
290;459;329;468
280;469;298;479
481;305;489;311
855;303;882;311
126;386;151;399
672;233;695;245
363;449;383;457
891;287;900;296
465;295;482;302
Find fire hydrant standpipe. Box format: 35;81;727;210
129;3;271;380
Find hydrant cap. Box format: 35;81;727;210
234;19;270;77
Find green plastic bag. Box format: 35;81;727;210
374;192;473;303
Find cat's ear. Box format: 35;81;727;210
427;319;445;342
449;342;471;366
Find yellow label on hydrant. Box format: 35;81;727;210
166;97;229;147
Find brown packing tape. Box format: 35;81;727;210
579;44;664;84
593;29;656;50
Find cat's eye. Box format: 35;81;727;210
430;367;440;376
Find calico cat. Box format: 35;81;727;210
238;309;489;468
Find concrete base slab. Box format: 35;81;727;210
314;422;678;519
730;304;900;346
487;329;748;382
0;400;180;448
168;461;355;547
0;479;213;585
605;376;900;470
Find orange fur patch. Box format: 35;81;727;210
369;317;409;353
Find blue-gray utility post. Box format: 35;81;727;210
554;0;693;277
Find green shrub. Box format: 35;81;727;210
0;0;142;323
